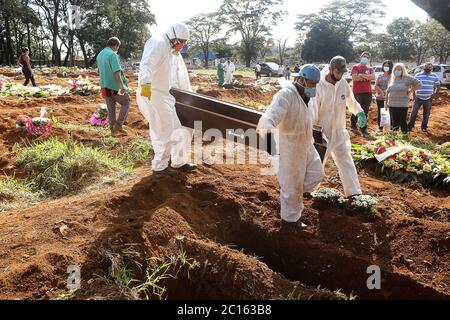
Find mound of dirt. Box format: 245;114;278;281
0;71;449;300
0;162;448;300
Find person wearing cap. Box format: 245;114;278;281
312;56;366;198
350;52;375;135
257;65;325;228
97;37;130;136
137;23;196;175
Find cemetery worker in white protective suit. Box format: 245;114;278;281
257;65;325;228
137;23;197;175
225;59;235;84
312;56;367;197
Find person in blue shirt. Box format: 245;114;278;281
408;62;440;133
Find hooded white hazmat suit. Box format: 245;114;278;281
225;61;235;84
311;73;364;197
137;24;193;172
257;83;325;223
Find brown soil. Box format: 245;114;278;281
0;71;449;300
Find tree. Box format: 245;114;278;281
210;38;234;59
385;18;416;62
258;37;275;60
75;0;155;67
219;0;285;67
426;20;450;64
0;0;40;64
276;36;289;65
412;20;431;66
301;23;354;63
296;0;385;43
186;13;222;68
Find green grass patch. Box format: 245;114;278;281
0;178;39;211
16;138;132;197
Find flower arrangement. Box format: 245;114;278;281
311;188;378;217
90;104;109;126
352;137;450;188
21;107;53;136
16;115;32;129
70;76;101;96
0;83;68;98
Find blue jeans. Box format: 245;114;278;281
408;98;432;130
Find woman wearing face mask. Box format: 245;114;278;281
375;60;393;132
385;63;422;134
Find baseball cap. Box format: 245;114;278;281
329;56;348;73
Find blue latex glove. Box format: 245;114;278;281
357;112;367;128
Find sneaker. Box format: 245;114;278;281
177;163;198;172
421;128;428;133
361;130;370;137
376;128;383;134
114;125;128;135
110;127;119;137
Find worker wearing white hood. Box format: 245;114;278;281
257;65;324;227
137;23;196;174
312;56;367;197
225;59;235;84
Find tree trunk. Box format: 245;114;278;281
27;23;31;58
203;45;209;68
52;2;61;66
78;37;89;68
4;15;14;65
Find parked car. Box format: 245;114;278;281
409;64;450;89
373;66;384;84
259;62;280;77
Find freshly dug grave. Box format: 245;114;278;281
0;71;449;300
0;162;448;300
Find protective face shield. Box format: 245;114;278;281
166;23;189;51
360;57;369;65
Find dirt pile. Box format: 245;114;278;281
0;71;448;300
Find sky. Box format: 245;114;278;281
148;0;430;46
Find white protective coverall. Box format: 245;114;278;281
137;32;192;172
311;72;364;197
257;83;325;223
225;61;235;84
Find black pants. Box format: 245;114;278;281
389;107;408;133
23;67;36;87
351;93;372;131
376;99;385;130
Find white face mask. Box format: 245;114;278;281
394;70;402;77
383;66;390;72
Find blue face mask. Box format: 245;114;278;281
305;87;316;98
361;57;369;65
298;79;317;98
394;70;402;77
